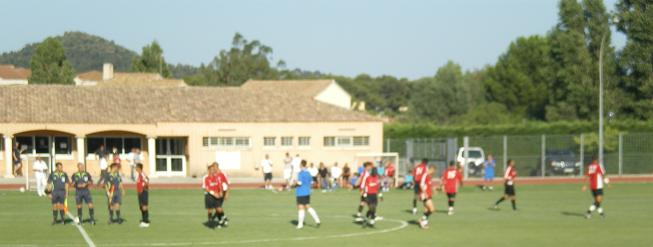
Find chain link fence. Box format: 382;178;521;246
385;132;653;178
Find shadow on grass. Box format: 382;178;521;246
561;211;586;218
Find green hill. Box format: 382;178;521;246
0;31;136;72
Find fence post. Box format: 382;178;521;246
385;138;390;153
503;135;508;174
463;136;469;180
579;133;584;176
619;133;623;176
541;134;546;177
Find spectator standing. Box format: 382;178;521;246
342;163;352;189
95;144;109;186
308;163;319;188
260;154;273;190
282;153;293;190
330;162;342;190
12;142;23;177
33;157;48;196
126;148;143;181
384;162;396;192
483;154;496;191
318;162;329;192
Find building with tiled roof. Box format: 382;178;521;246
0;73;382;178
0;64;30;85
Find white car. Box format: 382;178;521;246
456;147;485;176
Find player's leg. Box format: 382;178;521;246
51;201;59;225
296;203;306;229
412;185;419;214
365;195;377;225
306;205;320;226
87;199;95;225
447;193;456;215
419;199;434;229
356;195;366;221
595;193;604;217
76;194;83;224
509;186;517;210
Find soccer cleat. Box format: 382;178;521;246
117;218;124;224
356;212;362;217
51;221;57;226
354;217;365;222
368;219;376;226
90;220;96;226
419;219;429;229
296;225;303;229
375;216;384;221
412;208;417;215
585;214;592;219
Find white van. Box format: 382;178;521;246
456;147;485;176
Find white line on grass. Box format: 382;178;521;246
67;212;97;247
99;216;408;247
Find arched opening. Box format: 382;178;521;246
13;129;77;175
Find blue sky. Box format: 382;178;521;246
0;0;624;79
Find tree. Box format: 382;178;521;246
484;35;552;120
615;0;653;119
547;0;594;121
131;41;171;77
186;33;281;86
28;37;75;84
410;61;469;122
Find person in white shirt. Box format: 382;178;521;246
282;153;293;190
291;154;302;183
126;148;143;181
259;154;273;190
330;162;342;190
32;157;48;197
308;163;319;187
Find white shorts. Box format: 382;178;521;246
283;169;292;180
99;159;108;170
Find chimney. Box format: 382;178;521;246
102;63;114;81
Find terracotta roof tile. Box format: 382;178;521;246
0;64;31;80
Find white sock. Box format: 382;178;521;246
597;207;604;214
298;210;305;227
307;208;320;223
589;205;597;212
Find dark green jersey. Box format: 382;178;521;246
48;172;69;191
107;172;122;192
71;172;92;191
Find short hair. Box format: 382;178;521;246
110;163;119;168
363;161;373;167
507;159;514;165
448;160;456;167
301;160;307;167
136;163;143;169
55;162;63;167
370;167;378;176
77;162;84;167
421;158;429;164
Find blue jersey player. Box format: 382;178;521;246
294;160;321;229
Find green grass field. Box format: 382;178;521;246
1;183;652;247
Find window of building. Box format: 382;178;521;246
281;136;293;146
263;137;276;146
353;136;370;146
202;136;250;148
323;137;336;147
298;136;311;146
54;137;71;154
87;137;142;155
323;136;370;147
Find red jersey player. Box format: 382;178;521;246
418;165;436;229
135;163;150;227
215;163;230;226
203;163;222;228
441;161;463;215
362;167;383;226
582;157;607;219
411;158;428;215
354;162;373;221
493;159;517;211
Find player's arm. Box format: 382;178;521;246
458;171;464;188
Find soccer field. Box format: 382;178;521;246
0;183;651;247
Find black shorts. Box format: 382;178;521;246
109;192;122;205
360;195;366;203
413;184;420;194
264;173;272;181
447;193;456;200
365;194;378;206
51;190;66;204
205;194;218;209
591;189;604;197
296;195;310;205
138;190;149;206
504;183;516;196
75;190;93;204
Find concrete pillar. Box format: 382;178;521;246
76;136;85;164
148;137;156;177
4;135;13;178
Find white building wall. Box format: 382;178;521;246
314;81;352;109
